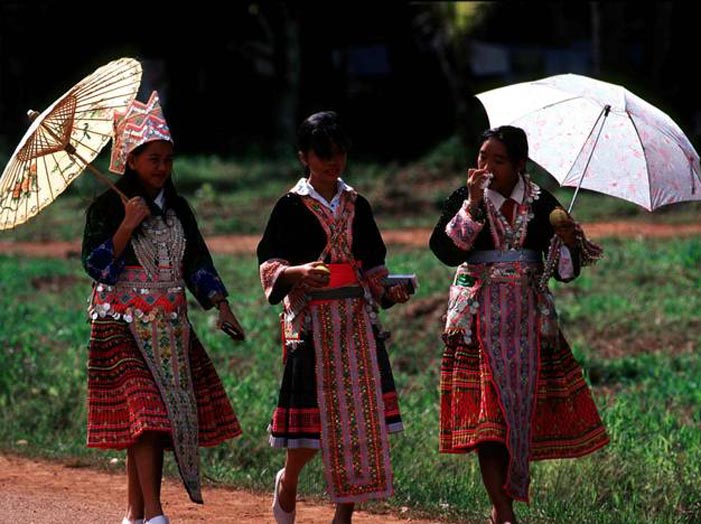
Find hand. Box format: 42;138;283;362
299;261;331;289
122;196;151;231
385;283;410;304
554;218;578;248
466;168;492;203
216;301;245;340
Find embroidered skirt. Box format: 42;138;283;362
440;330;609;461
269;329;403;449
87;318;241;449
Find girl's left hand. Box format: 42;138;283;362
385;283;410;304
217;301;246;340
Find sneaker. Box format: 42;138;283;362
145;516;169;524
122;519;144;524
272;468;296;524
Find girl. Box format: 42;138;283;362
429;125;608;524
257;111;410;524
82;91;245;524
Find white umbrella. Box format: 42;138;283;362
0;57;142;230
476;73;701;211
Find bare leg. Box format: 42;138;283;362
477;443;516;524
125;448;145;521
131;432;166;520
278;448;318;513
332;502;355;524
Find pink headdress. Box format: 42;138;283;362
109;91;173;174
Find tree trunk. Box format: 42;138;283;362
273;4;301;151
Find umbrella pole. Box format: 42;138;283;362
82;162;128;204
567;104;611;213
66;147;127;204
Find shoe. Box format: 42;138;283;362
122;519;144;524
272;468;296;524
145;516;169;524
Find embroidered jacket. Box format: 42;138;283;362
81;176;227;310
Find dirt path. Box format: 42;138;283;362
0;454;440;524
1;221;700;259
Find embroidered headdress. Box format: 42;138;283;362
109;90;173;174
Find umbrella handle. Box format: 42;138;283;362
82;162;128;204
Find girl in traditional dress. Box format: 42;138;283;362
82;91;245;524
257;111;411;524
429;125;609;524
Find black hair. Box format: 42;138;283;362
297;111;350;159
480;125;529;165
117;140;178;203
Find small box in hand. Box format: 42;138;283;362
221;321;245;341
382;274;418;295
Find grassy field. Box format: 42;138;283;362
1;140;700;522
1;234;700;523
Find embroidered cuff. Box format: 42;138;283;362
190;266;228;309
557;245;574;280
364;264;390;304
85;239;125;284
260;258;290;303
445;200;485;251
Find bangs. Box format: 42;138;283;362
309;128;349;159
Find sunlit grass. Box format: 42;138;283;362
2;236;700;523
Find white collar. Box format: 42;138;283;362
290;177;354;210
487;174;525;208
153;189;166;209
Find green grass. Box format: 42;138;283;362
2;236;701;523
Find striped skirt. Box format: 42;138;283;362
269;330;402;449
87;318;241;449
440;330;609;459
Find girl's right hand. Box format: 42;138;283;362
466;168;492;203
121;196;151;231
299;261;331;289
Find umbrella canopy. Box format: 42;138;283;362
476;73;701;211
0;57;142;230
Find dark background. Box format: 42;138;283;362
1;1;698;162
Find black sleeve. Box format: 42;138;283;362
429;186;474;267
257;195;297;265
81;190;125;279
256;195;299;304
352;194;387;271
176;197;229;308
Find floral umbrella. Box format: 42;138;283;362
476;73;701;212
0;57;142;230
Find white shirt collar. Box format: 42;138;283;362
487;174;525;208
290;177;354;211
153;189;166;209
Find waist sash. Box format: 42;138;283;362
465;249;540;264
477;265;541;501
308;263;393;502
93;266;203;503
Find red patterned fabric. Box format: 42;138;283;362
440;330;609;475
87;318;241;449
310;297;392;503
270;392;400;436
500;197;517;225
